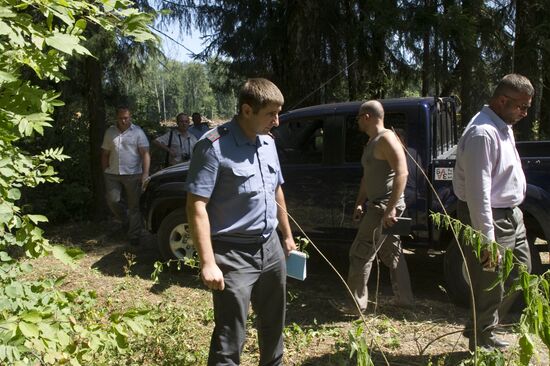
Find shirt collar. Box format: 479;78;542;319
482;105;510;133
174;129;189;138
229;118;265;147
117;123;136;134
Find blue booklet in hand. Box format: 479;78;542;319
286;250;307;281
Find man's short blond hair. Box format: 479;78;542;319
492;73;534;98
238;78;284;114
359;100;384;119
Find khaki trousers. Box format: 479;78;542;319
104;173;142;240
347;201;414;312
457;200;531;334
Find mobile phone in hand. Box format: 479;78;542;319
381;217;412;236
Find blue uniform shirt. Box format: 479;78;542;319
185;119;284;243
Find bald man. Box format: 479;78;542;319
346;100;414;313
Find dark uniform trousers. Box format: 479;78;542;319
208;232;286;366
457;200;531;334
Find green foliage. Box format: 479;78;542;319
347;321;374;366
0;0;157;364
0;264;152;365
431;212;550;365
458;347;506;366
123;58;237;129
431;212;514;288
295;235;310;256
283;321;321;349
112;303;209;366
516;270;550;359
151;256;198;284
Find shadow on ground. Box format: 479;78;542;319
46;220;204;293
300;349;471;366
286;242;469;327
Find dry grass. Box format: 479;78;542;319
25;221;550;366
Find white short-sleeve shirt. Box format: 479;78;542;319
101;124;149;175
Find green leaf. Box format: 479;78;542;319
0;70;16;83
0;20;11;35
45;33;91;56
38;323;56;340
57;329;71;347
115;331;128;349
0;251;12;261
7;188;20;200
18;321;39;338
518;334;534;365
52;245;82;266
123;318;144;334
0;6;16;18
0;202;13;224
21;310;42;323
74;18;87;31
27;215;48;224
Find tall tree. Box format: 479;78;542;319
513;0;539;140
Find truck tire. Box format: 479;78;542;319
443;238;470;307
157;208;196;262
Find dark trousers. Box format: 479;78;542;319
457;200;531;334
208;232;286;366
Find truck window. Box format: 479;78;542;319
345;112;408;163
433;100;457;158
274;119;324;164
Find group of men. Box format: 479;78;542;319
100;109;208;246
102;73;534;365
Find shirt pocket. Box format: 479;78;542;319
266;163;279;191
230;167;256;194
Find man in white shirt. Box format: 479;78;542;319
101;106;150;246
153;113;197;166
453;74;533;351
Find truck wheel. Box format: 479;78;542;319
527;233;550;275
157;208;196;263
443;238;471;307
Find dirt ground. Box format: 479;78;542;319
32;222;550;366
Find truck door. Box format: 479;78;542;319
273;117;345;237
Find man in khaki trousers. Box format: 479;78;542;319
345;100;414;314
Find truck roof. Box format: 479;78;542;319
281;97;438;121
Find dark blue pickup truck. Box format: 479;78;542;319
140;97;550;304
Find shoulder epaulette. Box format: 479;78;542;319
206;126;229;143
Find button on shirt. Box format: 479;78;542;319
101;124;149;175
453;105;526;241
155;129;197;165
185;119;284;243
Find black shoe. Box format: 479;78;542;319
328;299;360;316
467;331;509;351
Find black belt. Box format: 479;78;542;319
459;200;516;211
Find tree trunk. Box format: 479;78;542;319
540;45;550;140
457;0;481;123
513;0;538;141
421;0;434;97
85;56;107;221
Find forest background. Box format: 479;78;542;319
19;0;550;225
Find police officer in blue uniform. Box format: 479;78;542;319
186;78;296;366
